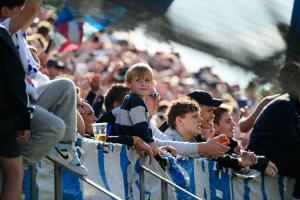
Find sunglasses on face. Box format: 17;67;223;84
77;101;83;108
149;92;160;99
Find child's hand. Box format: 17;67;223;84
133;137;154;164
239;151;257;167
149;142;160;156
17;130;31;145
159;146;177;157
264;161;278;177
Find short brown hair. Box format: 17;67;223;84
278;61;300;95
104;83;129;112
167;98;200;129
125;63;154;84
213;106;231;125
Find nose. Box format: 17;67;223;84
93;115;97;122
199;115;203;125
232;120;236;128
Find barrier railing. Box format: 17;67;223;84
139;164;202;200
28;157;122;200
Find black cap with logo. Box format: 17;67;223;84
188;90;222;107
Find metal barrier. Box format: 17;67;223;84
28;158;122;200
139;165;202;200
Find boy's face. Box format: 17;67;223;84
1;6;22;19
214;111;236;138
177;111;202;137
127;76;153;97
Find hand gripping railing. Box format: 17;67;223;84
139;165;202;200
29;157;122;200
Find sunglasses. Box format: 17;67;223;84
149;92;160;99
77;101;83;108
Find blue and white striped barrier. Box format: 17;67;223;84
22;137;295;200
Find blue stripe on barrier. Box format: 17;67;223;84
243;179;250;200
134;180;152;200
261;175;267;200
278;175;284;200
220;168;231;199
201;160;205;172
134;159;152;200
179;158;195;194
62;169;83;200
167;157;193;199
97;143;111;192
208;161;231;200
55;137;83;200
23;165;40;200
23;167;31;200
120;145;130;200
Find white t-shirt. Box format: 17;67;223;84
0;18;49;99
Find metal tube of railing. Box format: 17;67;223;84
140;165;201;200
140;166;145;200
161;178;168;199
79;176;122;200
47;157;122;200
54;163;62;200
29;165;37;200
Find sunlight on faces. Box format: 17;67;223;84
127;76;153;97
214;111;236;138
82;102;97;135
178;110;202;137
200;105;216;128
125;63;154;97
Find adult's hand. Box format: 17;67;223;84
89;73;101;92
16;130;31;145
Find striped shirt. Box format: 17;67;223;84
115;94;154;143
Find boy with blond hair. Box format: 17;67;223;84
115;63;159;154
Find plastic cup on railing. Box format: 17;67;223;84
91;122;107;142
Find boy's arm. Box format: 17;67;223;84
129;105;154;143
8;0;41;34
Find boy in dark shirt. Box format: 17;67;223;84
115;63;159;155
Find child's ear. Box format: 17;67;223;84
125;81;131;89
0;7;10;18
175;116;183;127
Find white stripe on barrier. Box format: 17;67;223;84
21;138;295;200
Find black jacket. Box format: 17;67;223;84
248;94;300;175
0;25;31;130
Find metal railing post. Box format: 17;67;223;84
29;164;37;200
140;165;201;200
139;166;145;200
47;156;122;200
54;162;62;200
161;179;168;199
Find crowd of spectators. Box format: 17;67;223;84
2;1;300;199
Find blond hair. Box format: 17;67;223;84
125;63;154;84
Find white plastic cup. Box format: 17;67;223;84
91;122;107;142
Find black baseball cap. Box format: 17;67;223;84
46;59;65;70
188;90;222;107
